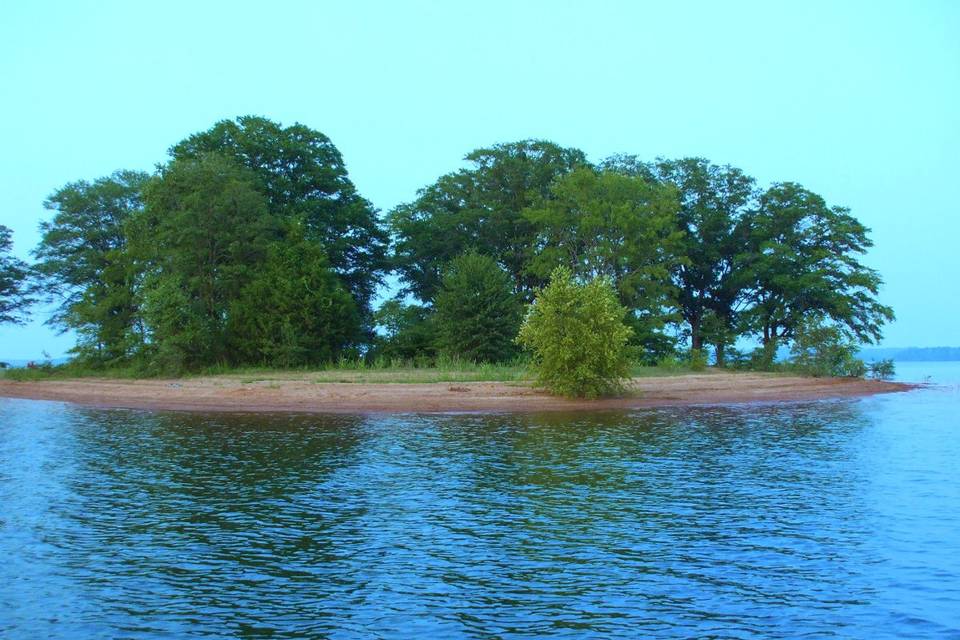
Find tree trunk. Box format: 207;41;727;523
690;317;702;352
715;342;726;368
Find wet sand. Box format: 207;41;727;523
0;372;912;414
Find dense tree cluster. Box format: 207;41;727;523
29;117;383;373
3;115;893;373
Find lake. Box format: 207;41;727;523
1;363;958;638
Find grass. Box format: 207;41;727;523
0;357;711;384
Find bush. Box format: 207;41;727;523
867;358;896;380
516;267;633;398
687;348;708;372
434;252;523;363
789;317;866;377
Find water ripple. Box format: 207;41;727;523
1;384;959;638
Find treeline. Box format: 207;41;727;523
0;116;892;373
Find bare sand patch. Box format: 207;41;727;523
0;372;912;414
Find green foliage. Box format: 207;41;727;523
517;267;633;398
372;300;437;364
789;317;867;378
743;182;895;346
749;339;782;371
25;126;895;380
523;166;683;360
0;225;33;325
686;348;708;372
170;115;387;313
434;252;523;363
607;157;756;361
33;170;149;360
867;358;896;380
229;229;361;367
135;153;275;371
389;140;587;302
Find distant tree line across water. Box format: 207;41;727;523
0;115;894;375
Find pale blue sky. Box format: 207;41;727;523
1;0;957;359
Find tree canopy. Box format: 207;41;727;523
19;116;893;375
33;170;149;360
743;182;894;354
523;166;683;357
388;140;587;302
170;115;387;314
135;153;275;370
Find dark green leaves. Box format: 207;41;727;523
33;170;149;360
388;140;588;302
434;252;523;363
171;116;387;313
0;225;33;325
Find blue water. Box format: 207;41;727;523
1;365;958;638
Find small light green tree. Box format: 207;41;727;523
517;266;633;398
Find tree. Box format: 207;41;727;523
743;182;894;364
228;227;361;367
389;140;588;302
523;166;683;359
33;170;149;361
434;252;523;363
372;300;437;363
135;154;274;370
170;115;387;314
0;225;33;325
517;267;633;398
605;156;756;366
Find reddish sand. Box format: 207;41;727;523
0;372;912;414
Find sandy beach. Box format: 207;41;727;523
0;371;912;414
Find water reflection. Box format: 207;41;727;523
1;391;958;638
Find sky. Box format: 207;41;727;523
1;0;957;359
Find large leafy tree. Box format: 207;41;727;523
134;154;275;370
743;182;893;359
169;116;386;313
434;251;523;363
605;156;756;365
0;225;33;325
33;170;150;361
389;140;588;302
523;167;683;358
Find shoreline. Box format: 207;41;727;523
0;372;913;415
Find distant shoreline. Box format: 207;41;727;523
0;372;913;414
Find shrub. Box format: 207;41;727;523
789;317;866;377
434;252;523;363
516;266;633;398
867;358;896;380
687;348;708;372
